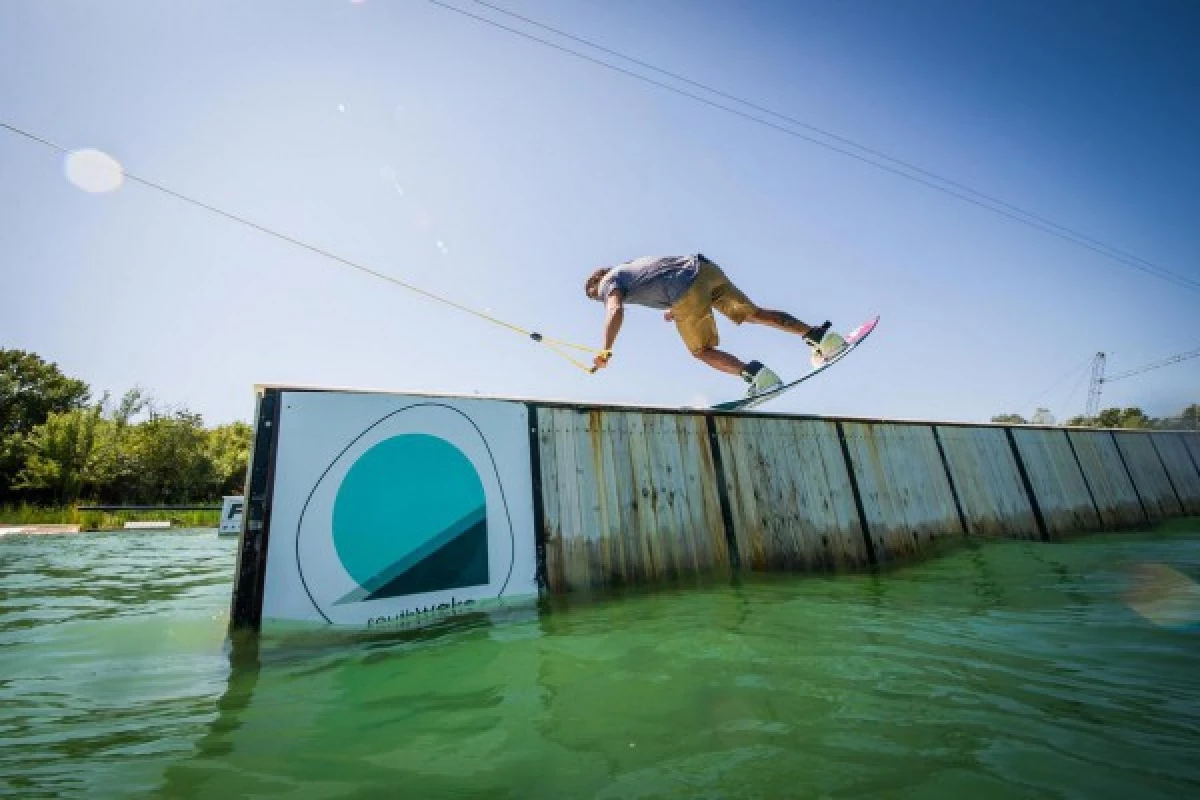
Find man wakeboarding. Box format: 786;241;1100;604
585;253;845;399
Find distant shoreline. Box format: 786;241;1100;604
0;506;221;532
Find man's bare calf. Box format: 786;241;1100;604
746;309;820;338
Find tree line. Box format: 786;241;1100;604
991;404;1200;429
1;349;251;506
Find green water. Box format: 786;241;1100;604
2;527;1199;799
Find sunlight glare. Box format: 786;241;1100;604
64;149;124;193
1124;563;1200;630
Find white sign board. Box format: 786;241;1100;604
218;495;244;536
260;391;537;630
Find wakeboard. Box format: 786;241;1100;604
712;315;880;412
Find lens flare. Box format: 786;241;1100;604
1124;563;1200;630
63;149;124;193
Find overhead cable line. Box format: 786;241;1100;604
0;121;607;374
471;0;1184;289
1105;346;1200;382
1014;355;1093;414
427;0;1200;293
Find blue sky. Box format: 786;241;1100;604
2;0;1198;425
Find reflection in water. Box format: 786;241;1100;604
3;527;1200;798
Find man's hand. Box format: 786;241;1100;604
663;309;675;322
595;293;623;372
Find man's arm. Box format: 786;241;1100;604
595;291;624;369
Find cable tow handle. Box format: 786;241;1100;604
587;350;613;374
526;329;611;374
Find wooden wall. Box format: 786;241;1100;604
1010;429;1100;537
839;422;964;562
535;408;731;594
1114;432;1183;520
713;416;867;572
532;407;1200;594
1066;431;1147;529
935;426;1036;539
1150;433;1200;515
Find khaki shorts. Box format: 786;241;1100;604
672;258;759;354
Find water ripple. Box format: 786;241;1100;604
1;528;1198;798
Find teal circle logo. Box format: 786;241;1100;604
332;433;490;603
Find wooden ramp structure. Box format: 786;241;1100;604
229;386;1200;632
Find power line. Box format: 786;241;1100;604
1106;346;1200;382
427;0;1200;293
1060;361;1094;419
0;121;605;373
1014;355;1092;414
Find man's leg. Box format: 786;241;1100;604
693;347;781;395
676;313;779;391
745;308;826;341
673;260;781;392
692;347;747;376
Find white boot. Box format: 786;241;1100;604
741;361;782;397
811;331;847;367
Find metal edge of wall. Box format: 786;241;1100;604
835;420;877;567
526;403;549;595
1062;428;1104;530
1111;431;1153;524
700;412;739;575
1004;428;1049;541
1147;434;1187;513
703;413;742;572
930;426;970;536
229;388;282;632
1184;432;1200;476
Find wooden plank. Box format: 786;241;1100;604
761;417;818;570
536;408;564;593
651;413;689;577
626;412;663;583
572;410;608;589
609;412;643;585
671;414;714;572
674;413;729;573
788;419;868;569
1114;432;1183;520
1183;432;1200;477
643;413;683;579
551;409;590;592
840;421;901;563
734;417;778;569
718;415;768;570
938;426;1037;538
894;424;964;543
1066;430;1145;528
587;409;625;587
772;420;819;570
840;422;961;562
707;417;867;572
752;416;800;568
594;411;627;585
875;424;917;554
810;420;870;568
1151;433;1200;515
1012;428;1100;535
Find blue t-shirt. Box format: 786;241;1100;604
596;255;700;309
